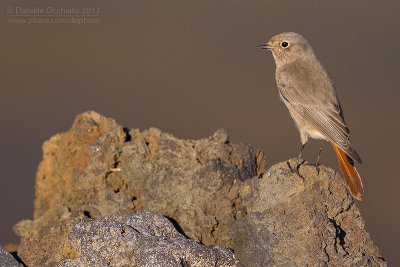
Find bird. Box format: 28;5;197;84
258;32;363;200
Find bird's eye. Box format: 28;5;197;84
281;41;289;48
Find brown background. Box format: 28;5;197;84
1;0;399;265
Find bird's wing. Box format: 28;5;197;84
277;61;353;154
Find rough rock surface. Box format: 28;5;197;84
14;111;265;247
231;159;385;266
0;245;23;267
57;210;236;267
16;212;80;266
12;111;385;266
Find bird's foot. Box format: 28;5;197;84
287;159;305;180
315;162;320;175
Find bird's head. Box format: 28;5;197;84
258;32;314;65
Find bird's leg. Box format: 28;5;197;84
298;144;305;160
289;143;306;179
315;142;323;174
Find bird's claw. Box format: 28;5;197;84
287;159;305;180
315;162;320;175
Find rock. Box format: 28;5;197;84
3;244;18;254
14;111;131;239
13;111;385;266
57;210;236;267
0;245;23;267
230;159;386;266
14;111;265;248
16;212;81;267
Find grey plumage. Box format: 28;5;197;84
261;32;361;163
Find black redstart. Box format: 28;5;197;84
258;32;363;200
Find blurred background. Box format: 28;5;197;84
1;0;399;264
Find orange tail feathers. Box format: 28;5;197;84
331;143;364;200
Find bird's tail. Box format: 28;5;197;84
331;142;364;200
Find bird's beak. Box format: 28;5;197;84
257;43;275;50
257;44;269;49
